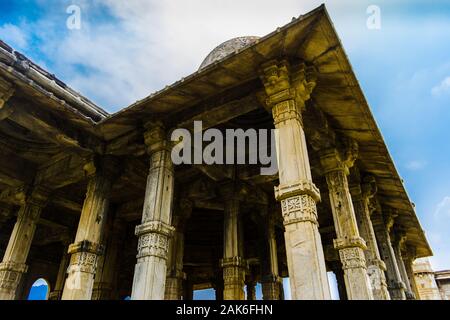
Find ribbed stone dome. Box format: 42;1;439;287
199;36;260;70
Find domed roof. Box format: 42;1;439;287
199;36;260;70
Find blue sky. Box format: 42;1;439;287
1;0;449;297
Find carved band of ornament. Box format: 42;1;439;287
0;262;28;274
220;256;247;269
334;237;367;251
280;194;318;226
136;232;170;259
0;269;22;290
222;266;246;285
67;251;98;274
275;179;321;202
135;220;174;238
338;247;367;270
271;99;303;127
68;240;104;256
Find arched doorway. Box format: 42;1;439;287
27;278;50;300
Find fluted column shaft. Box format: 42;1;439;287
260;60;330;300
62;159;116;300
131;123;175;300
0;187;49;300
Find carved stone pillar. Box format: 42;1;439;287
260;60;330;300
92;218;124;300
320;149;373;300
221;192;246;300
392;230;415;299
350;175;390;300
372;210;406;300
214;276;224;300
0;186;49;300
404;246;420;299
48;242;70;300
329;261;348;300
62;157;117;300
261;211;281;300
131;122;175;300
165;199;192;300
245;276;257;301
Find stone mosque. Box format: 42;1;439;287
0;5;434;300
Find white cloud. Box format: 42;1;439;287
0;24;28;49
405;160;427;171
431;76;450;97
32;278;48;287
434;196;450;219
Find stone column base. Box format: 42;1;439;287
388;280;406;300
367;259;390;300
165;276;184;300
62;241;103;300
48;290;62;300
0;262;28;300
262;276;281;300
131;221;174;300
334;237;374;300
92;282;113;300
221;257;246;300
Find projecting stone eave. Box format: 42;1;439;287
0;39;109;123
96;5;431;257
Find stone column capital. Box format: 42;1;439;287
144;121;171;155
13;184;51;211
259;60;316;108
320;143;359;176
83;155;121;180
